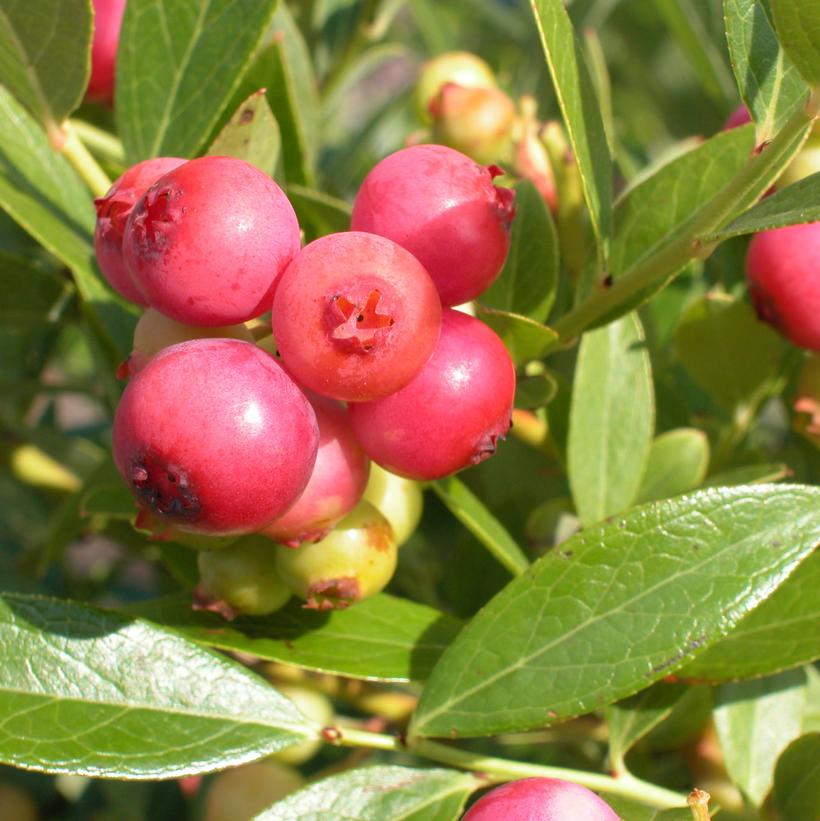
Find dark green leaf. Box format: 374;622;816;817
207;89;281;177
410;485;820;739
636;429;710;504
724;0;808;140
129;593;462;682
770;0;820;86
774;733;820;821
474;305;559;365
680;551;820;681
531;0;612;265
714;669;808;804
605;796;693;820
0;85;135;367
286;184;352;237
0;0;92;129
431;476;529;576
255;765;478;821
607;682;690;771
702;171;820;240
515;372;558;410
0;593;311;778
0;253;74;324
675;294;787;412
568;313;654;526
116;0;278;161
481;180;559;322
703;462;791;486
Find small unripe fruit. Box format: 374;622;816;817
125;308;254;375
272;685;334;765
262;394;370;546
745;222;820;350
349;309;515;480
274;501;397;610
86;0;127;104
415;51;497;124
351;144;515;306
363;463;423;547
123;156;300;325
778;133;820;188
94;157;186;305
197;537;292;617
430;83;515;164
272;232;442;402
462;778;619;821
113;339;319;535
204;761;303;821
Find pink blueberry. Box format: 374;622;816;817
86;0;127;104
113;339;319;535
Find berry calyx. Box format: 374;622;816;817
262;393;370;547
348;308;516;480
350;144;516;306
123;156;300;326
462;778;619;820
94;157;186;305
196;537;292;617
113;339;319;534
745;222;820;350
274;501;397;610
272;231;442;402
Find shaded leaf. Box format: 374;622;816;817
774;733;820;821
568;313;654;526
0;593;311;778
117;0;278;161
0;253;74;324
255;765;478;821
0;0;92;129
703;462;790;486
515;372;558;410
286;184;352;238
431;475;529;576
410;484;820;738
207;89;281;177
770;0;820;86
474;305;559;365
637;429;710;504
481;180;559;322
724;0;808;140
714;668;808;805
129;593;462;683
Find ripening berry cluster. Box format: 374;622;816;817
97;144;517;615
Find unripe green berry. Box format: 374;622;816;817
778;133;820;189
197;537;292;617
275;501;397;610
415;51;497;124
272;684;334;765
363;463;423;547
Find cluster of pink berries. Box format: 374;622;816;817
96;144;517;613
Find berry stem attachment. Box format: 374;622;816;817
552;93;817;342
57;121;113;198
326;726;688;810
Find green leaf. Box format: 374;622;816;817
0;593;311;778
410;484;820;739
605;796;693;821
714;669;808;805
774;734;820;821
0;85;135;366
286;184;352;238
474;305;559;366
770;0;820;86
724;0;809;140
207;89;281;177
568;313;654;526
702;171;820;240
606;682;690;770
116;0;279;161
612;128;752;278
657;0;734;105
255;765;479;821
481;180;559;322
129;593;462;682
515;372;558;410
636;429;710;504
430;476;529;576
675;294;787;413
0;0;92;130
703;462;791;487
0;253;74;324
530;0;612;266
680;550;820;681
